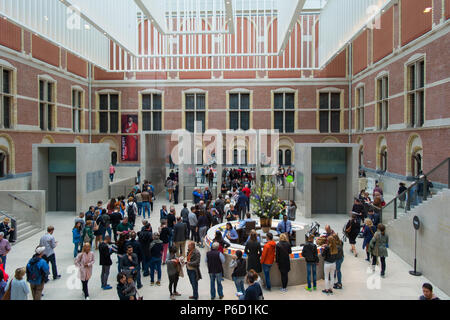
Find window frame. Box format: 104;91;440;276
141;92;163;132
272;91;296;133
0;66;13;129
185;92;206;133
375;75;389;131
98;92;120;134
72;88;84;133
228;92;250;131
318;91;342;134
38;77;56;132
406;59;425;128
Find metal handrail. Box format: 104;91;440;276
8;193;39;212
0;210;14;221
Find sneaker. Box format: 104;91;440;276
211;297;215;300
156;281;161;286
103;285;113;290
85;297;90;300
313;286;317;291
54;275;62;280
174;292;181;296
219;296;224;299
305;287;312;292
322;289;329;294
333;284;339;289
189;296;198;300
150;282;155;286
328;289;333;294
137;284;143;289
170;295;175;300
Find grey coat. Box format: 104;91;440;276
369;231;389;257
186;248;202;281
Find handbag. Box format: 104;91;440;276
1;282;11;300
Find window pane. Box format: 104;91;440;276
240;111;250;130
285;93;294;109
330;93;340;109
196;94;205;110
110;112;119;133
383;102;389;129
142;94;151;110
3;70;10;94
285;150;292;166
72;109;76;131
78;110;81;132
331;111;340;133
99;112;108;133
3;96;10;128
110;95;119;110
153;94;162;110
196;111;205;132
359;88;364;107
319;93;329;109
409;65;416;90
419;61;425;88
230;111;239;130
384;77;389;98
409;93;415;126
285;111;294;133
377;79;382;100
186;94;195;109
186;112;195;132
274;111;284;132
233;149;238;165
274;93;284;109
47;105;52;130
319;111;329;133
78;91;82;108
240;94;250;110
39;81;45;101
47;83;52;102
278;150;283;165
360;107;365;131
142;112;151;131
230;94;239;110
99;95;108;110
153;112;162;131
72;90;76;107
39;103;45;130
418;91;424;127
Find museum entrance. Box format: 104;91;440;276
56;176;76;211
312;175;339;214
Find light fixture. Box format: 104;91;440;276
84;24;90;30
423;7;432;13
44;16;49;21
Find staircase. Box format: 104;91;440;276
1;212;42;245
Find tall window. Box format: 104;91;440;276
0;151;8;177
72;89;83;133
229;93;250;130
99;93;119;133
411;152;422;177
319;92;341;133
356;87;365;132
407;60;425;128
0;67;12;129
274;93;295;133
185;93;205;133
39;79;55;131
278;148;293;166
142;93;162;131
376;76;389;130
380;147;387;172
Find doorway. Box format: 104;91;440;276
56;176;76;211
312;176;338;214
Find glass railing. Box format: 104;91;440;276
381;158;450;223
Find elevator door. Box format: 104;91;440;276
312;176;338;214
56;176;76;211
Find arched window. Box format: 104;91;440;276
233;149;238;165
278;149;283;166
380;148;387;172
111;151;118;166
0;152;8;177
285;149;292;166
411;152;422;177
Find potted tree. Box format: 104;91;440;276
250;180;285;233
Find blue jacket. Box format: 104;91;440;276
160;209;168;221
26;256;50;285
223;228;239;241
237;192;249;208
362;225;377;249
72;228;81;244
193;191;203;204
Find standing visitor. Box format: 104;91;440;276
109;163;116;182
149;232;163;286
72;222;82;258
230;250;247;295
159;222;170;264
197;211;209;248
0;218;15;243
244;230;262;276
321;236;338;295
333;234;344;290
99;236;113;290
188;207;199;243
260;233;276;291
369;223;389;277
39;226;61;280
117;272;135;301
276;233;292;292
0;232;11;268
419;283;440;300
141;188;152;219
166;246;182;300
26;247;49;300
205;242;225;300
345;214;360;257
110;209;122;242
173;217;188;257
301;235;319;292
185;241;202;300
287;201;297;221
124;232;143;289
9;267;29;300
74;243;95;300
241;270;263;300
137;223;153;277
82;220;94;246
362;218;377;262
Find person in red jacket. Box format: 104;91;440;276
260;233;276;291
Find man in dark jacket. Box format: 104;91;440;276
137;224;153;277
99;236;113;290
186;241;202;300
236;191;249;220
206;242;225;300
125;231;143;289
120;246;138;282
180;203;190;230
302;235;319;291
109;209;122;242
214;195;225;223
173;217;188;257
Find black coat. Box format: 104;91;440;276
173;222;188;242
98;242;112;266
124;239;143;263
276;241;292;273
301;242;318;263
244;240;262;273
137;229;152;258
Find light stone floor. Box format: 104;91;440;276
5;194;449;301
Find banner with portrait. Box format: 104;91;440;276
121;114;139;161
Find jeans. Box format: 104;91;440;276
0;255;6;268
209;273;223;299
137;202;143;216
73;243;80;258
334;257;344;284
135;264;142;287
43;254;58;279
109;174;114;182
306;263;317;289
190;226;199;243
187;269;198;299
232;276;245;294
372;255;386;274
142;202;151;219
150;257;162;283
262;264;272;289
169;274;179;295
102;227;112;240
81;280;89;298
101;265;110;287
324;262;336;290
142;256;151;276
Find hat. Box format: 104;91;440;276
35;246;46;255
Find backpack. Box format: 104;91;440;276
127;203;136;217
27;259;42;283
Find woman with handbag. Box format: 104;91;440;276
276;233;292;292
369;223;389;277
362;219;377;262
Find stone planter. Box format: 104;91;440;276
259;217;272;233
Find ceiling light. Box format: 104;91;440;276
423;7;432;13
84;24;90;30
44;16;49;21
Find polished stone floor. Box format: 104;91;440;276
5;194;449;300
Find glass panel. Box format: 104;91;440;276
418;91;424;127
285;111;294;133
360;107;365;131
378;103;382;129
78;110;82;132
274;93;284;109
110;94;119;110
39;103;45;130
409;64;416;90
153;94;162;110
3;70;10;94
99;112;108;133
230;111;239;130
330;93;340;109
319;93;329;109
384;77;389;98
240;94;250;110
285;93;295;109
78;91;82;108
47;83;52;102
111;152;118;166
359;88;364;106
110;112;119;133
142;112;151;131
285;150;292;166
196;111;205;132
229;94;239;109
419;61;425;88
99;95;109;110
233;149;238;165
3;96;10;128
279;149;283;165
142;94;151;110
409;93;415;126
196;94;205;110
383;102;389;129
312;147;347;174
240;111;250;130
39;81;45;101
186;112;195;132
331;111;340;133
48;148;76;173
72;109;76;131
153;112;162;131
186;94;195;109
377;79;382;100
47;105;52;130
319;111;329;133
72;90;76;108
274;111;284;132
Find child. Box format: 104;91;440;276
122;274;137;298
